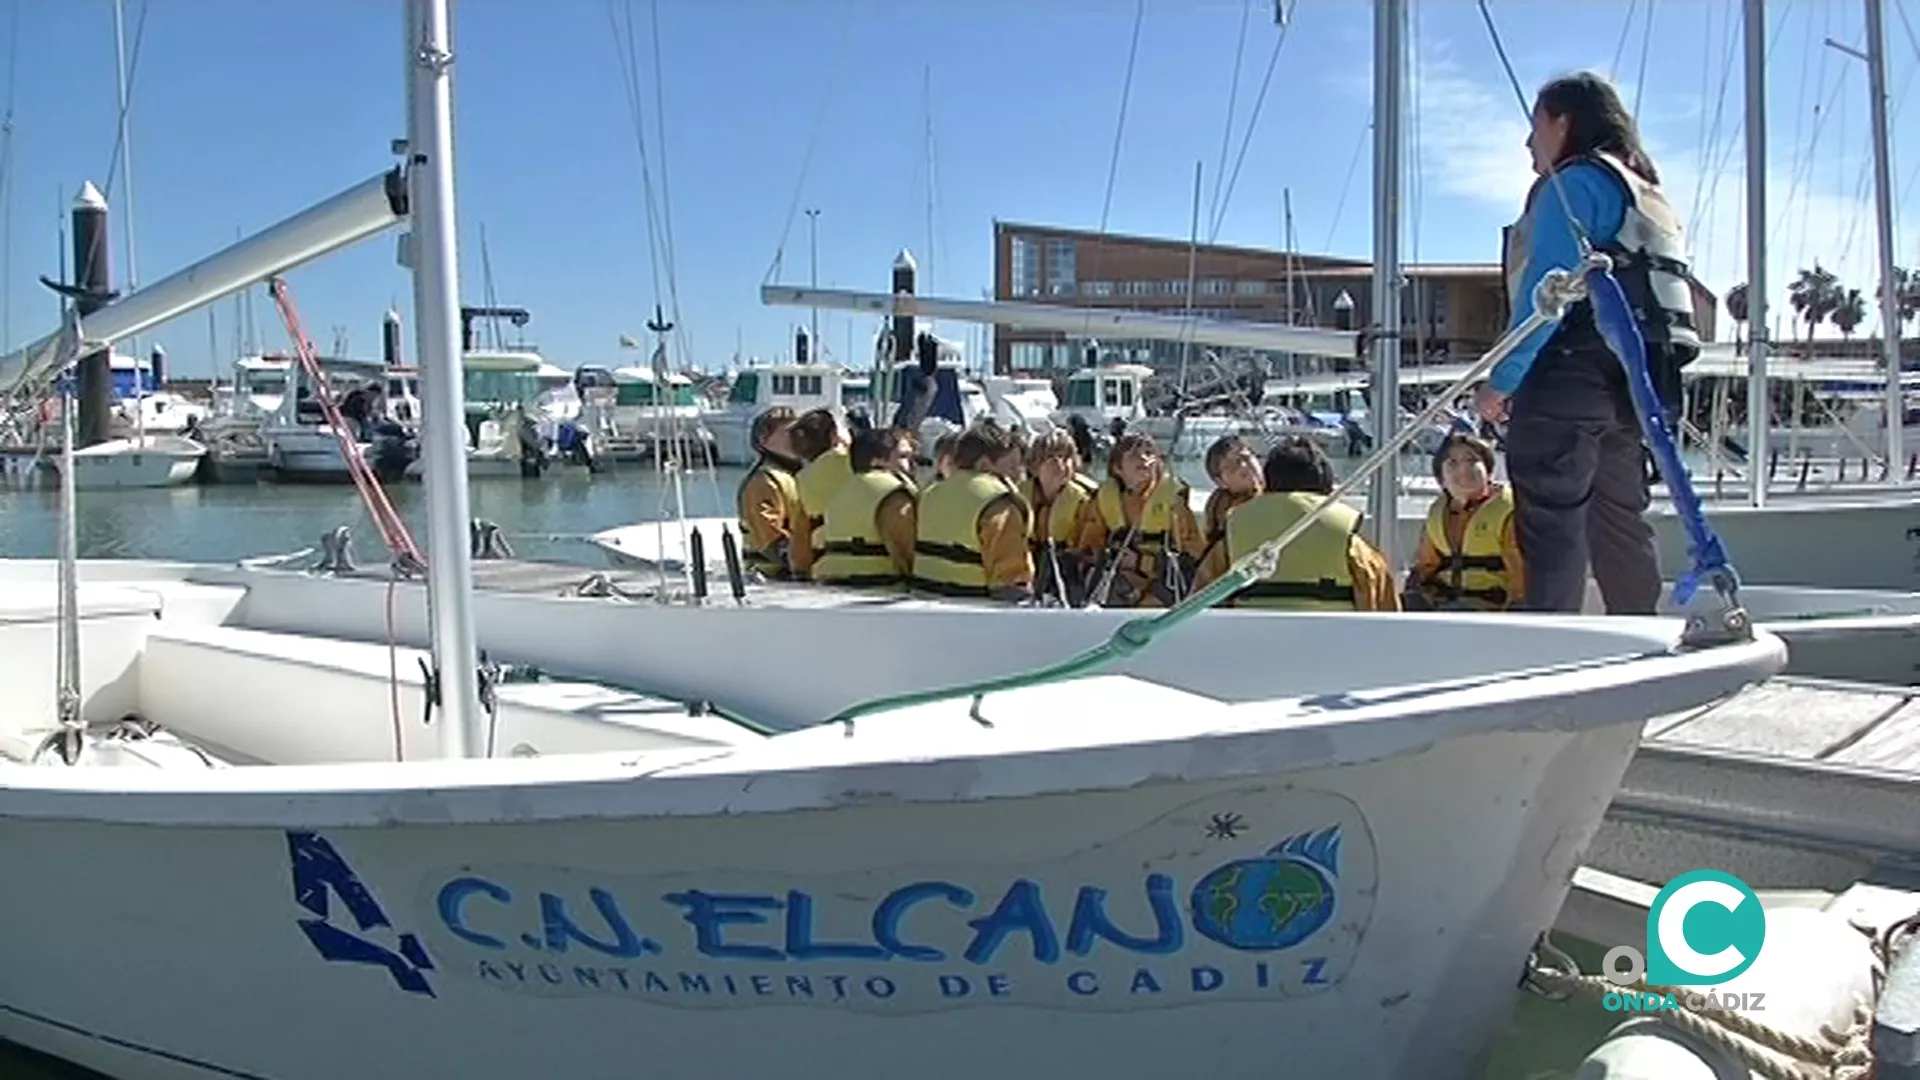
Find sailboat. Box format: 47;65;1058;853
43;2;211;491
0;2;1787;1078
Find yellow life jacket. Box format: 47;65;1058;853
1198;488;1253;564
735;461;799;577
1225;491;1363;610
1027;473;1097;550
913;470;1028;597
814;470;916;588
1095;477;1191;556
794;446;854;562
1422;486;1515;610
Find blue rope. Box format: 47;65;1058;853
1584;267;1738;605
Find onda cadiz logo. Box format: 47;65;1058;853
1603;869;1767;989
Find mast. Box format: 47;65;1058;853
1365;0;1405;565
406;0;486;759
1743;0;1768;508
1862;0;1903;473
112;0;141;423
1180;160;1201;395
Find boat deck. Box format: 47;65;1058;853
343;555;934;611
323;556;1920;886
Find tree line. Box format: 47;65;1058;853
1722;265;1920;343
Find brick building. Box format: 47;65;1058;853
990;220;1720;380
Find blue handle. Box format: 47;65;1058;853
1584;267;1737;605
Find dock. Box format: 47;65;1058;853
1594;676;1920;892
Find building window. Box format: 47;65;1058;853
1010;236;1039;298
1046;239;1077;297
1164;280;1189;295
1010;342;1048;371
1123;280;1155;297
1200;279;1231;295
1082;281;1114;298
1235;280;1267;296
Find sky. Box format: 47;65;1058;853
3;0;1920;381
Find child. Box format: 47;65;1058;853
1069;432;1204;608
1404;433;1524;611
1192;435;1264;590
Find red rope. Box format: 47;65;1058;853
266;278;425;569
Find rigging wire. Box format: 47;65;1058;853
1691;0;1797;279
1078;0;1146;344
607;1;667;317
1;0;19;354
1321;114;1370;252
99;0;148;205
1206;2;1295;244
1610;0;1643;77
1781;0;1825;274
1096;0;1144;236
760;6;856;287
1687;2;1747;277
1631;0;1657;119
1407;0;1427;369
648;0;690;370
1206;0;1254;237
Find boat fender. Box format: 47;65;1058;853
1571;906;1877;1079
1879;915;1920;1077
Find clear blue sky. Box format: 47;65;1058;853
3;0;1919;379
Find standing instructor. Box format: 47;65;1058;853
1476;72;1702;615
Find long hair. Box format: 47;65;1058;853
1535;72;1659;185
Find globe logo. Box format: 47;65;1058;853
1189;825;1341;951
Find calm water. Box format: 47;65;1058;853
0;463;751;565
0;460;1611;1077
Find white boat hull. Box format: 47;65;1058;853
705;412;755;466
0;558;1784;1079
45;436;205;489
0;722;1642;1080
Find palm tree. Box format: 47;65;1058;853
1896;266;1920;333
1788;264;1840;349
1832;287;1866;339
1725;283;1749;347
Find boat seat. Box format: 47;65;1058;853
138;622;764;767
0;582;246;761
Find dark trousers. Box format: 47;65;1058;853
1504;351;1663;616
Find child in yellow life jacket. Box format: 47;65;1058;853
1069;431;1204;608
1191;434;1264;590
1404;433;1526;611
1022;429;1099;605
1223;437;1400;611
787;408;854;580
930;431;959;482
734;406;801;579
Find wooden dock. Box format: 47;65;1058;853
1595;677;1920;892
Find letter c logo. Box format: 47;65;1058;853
1645;870;1766;987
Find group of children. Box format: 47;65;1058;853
735;404;1526;612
